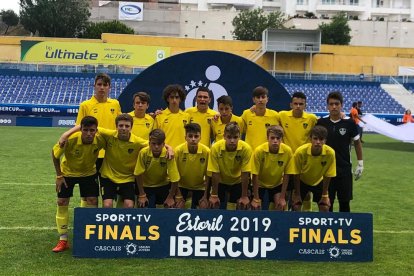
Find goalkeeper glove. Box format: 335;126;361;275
354;160;364;181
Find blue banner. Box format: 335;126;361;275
0;103;79;117
0;115;16;126
73;208;373;261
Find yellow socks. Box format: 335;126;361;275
56;205;69;238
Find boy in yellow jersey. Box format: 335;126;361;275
175;123;210;209
250;125;295;211
135;129;180;208
278;92;317;211
128;92;154;140
73;73;121;207
51;116;104;252
292;126;336;212
207;122;252;210
211;95;244;142
241;86;279;150
185;87;217;147
99;113;148;208
155;84;189;149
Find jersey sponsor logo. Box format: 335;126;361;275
265;123;270;128
200;157;206;163
235;155;242;162
339;128;347;135
207;118;212;124
303;123;309;129
182;156;187;162
146;123;151;128
321;161;327;166
93;108;98;114
128;149;134;154
278;161;284;167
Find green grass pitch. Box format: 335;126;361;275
0;126;413;275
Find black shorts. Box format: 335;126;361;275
300;181;323;203
57;175;99;198
329;173;353;202
100;177;136;201
179;187;204;209
218;183;241;209
144;184;170;208
259;185;282;202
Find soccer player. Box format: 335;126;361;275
251;125;295;211
74;73;122;207
278;92;317;211
134;129;180;208
99;113;148;208
185;87;217;147
241;86;279;150
128;92;154;140
317;92;364;212
155;84;190;149
211;95;244;142
51;116;104;252
292;125;336;212
175;123;210;209
207;122;252;210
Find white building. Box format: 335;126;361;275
90;0;414;47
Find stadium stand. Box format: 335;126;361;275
0;70;405;114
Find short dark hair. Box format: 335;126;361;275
224;121;240;136
185;123;201;134
327;91;343;105
94;73;111;86
267;125;284;138
310;125;328;140
196;87;212;98
217;95;233;107
80;116;98;128
252;86;268;98
115;113;133;127
133;92;151;104
292;91;307;101
163;84;186;105
352;102;358;108
149;129;166;144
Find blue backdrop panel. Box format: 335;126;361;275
73;208;373;261
117;51;291;115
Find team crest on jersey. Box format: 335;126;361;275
146;123;151;128
235;155;242;162
160;160;167;167
321;161;327;166
303;123;308;129
74;149;80;156
183;120;188;126
111;108;115;114
248;121;252;125
164;119;168;124
128;149;134;154
278;161;284;167
182;156;187;162
284;123;289;128
207;118;212;124
145;158;151;166
265;123;270;128
190;118;194;123
200;157;206;163
339;128;347;135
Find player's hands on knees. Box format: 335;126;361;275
318;197;331;212
209;195;220;209
55;177;67;193
275;197;286;211
164;196;175;208
137;194;149;208
174;196;185;209
250;198;261;210
237;196;251;210
198;196;210;209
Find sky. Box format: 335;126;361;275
0;1;20;14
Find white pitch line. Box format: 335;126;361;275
0;227;412;234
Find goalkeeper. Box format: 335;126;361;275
317;91;364;212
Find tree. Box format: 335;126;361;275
19;0;90;37
319;12;351;45
232;9;287;41
1;9;19;35
81;20;134;39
